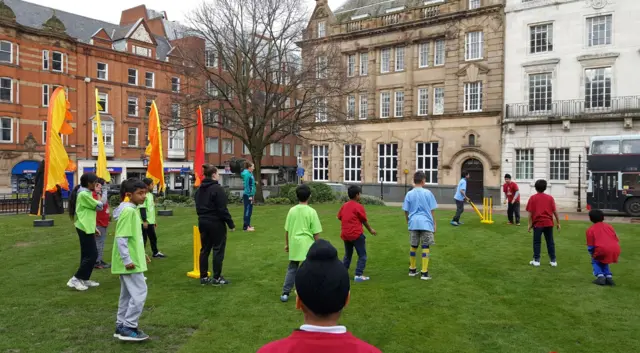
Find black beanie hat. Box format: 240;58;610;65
295;239;350;316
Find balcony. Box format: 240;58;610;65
505;96;640;122
92;144;114;157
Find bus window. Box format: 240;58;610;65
622;174;640;190
591;140;620;155
621;139;640;154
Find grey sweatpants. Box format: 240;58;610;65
282;261;300;294
96;226;107;263
116;273;147;329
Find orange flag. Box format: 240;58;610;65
145;101;165;192
194;106;205;187
44;87;76;192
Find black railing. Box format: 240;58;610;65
0;194;32;215
505;96;640;120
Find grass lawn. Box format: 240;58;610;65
0;204;639;353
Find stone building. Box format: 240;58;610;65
298;0;505;202
502;0;640;208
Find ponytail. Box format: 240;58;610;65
68;185;80;220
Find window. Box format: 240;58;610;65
359;52;368;76
465;31;483;60
92;121;114;147
169;129;185;151
359;94;368;120
206;137;219;153
97;93;108;113
378;143;398;183
145;72;155;88
530;23;553;53
434;87;444;115
434;39;445;66
515;149;534;180
316;56;327;79
347;54;355;77
587;15;612;47
271;143;283;156
529;73;553;112
242;143;250;155
172;77;180;93
205;50;218;68
0;117;12;142
0;41;12;63
316;98;327;122
380;48;391;73
42;84;49;107
0;78;12;103
344;144;362;182
469;0;480;9
218;138;232;154
295;144;302;157
128;68;137;85
312;145;329;181
380;92;390;118
132;45;151;58
418;88;429;116
206;81;218;97
145;99;152;116
468;134;476;146
284;98;291;109
171;103;181;120
416;142;439;184
464;82;482;112
395;47;405;71
622;139;640;154
394;91;404;117
52;51;63;72
317;21;326;38
42;50;49;70
128;127;138;147
127;96;139;116
97;62;108;80
418;43;429;68
585;67;611;109
549;148;570;181
284;144;291;156
591;140;619;155
347;95;355;119
205;109;219;124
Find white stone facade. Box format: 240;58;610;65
502;0;640;208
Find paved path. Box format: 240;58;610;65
384;202;635;224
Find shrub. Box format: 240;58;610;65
287;182;336;204
224;189;243;204
337;193;385;206
166;194;190;203
265;197;292;205
278;184;297;198
108;195;121;208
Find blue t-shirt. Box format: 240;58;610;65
454;178;467;201
402;187;438;231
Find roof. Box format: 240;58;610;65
332;0;424;23
4;0;174;61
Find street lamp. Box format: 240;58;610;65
379;175;384;200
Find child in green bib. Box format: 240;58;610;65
111;179;151;341
67;173;104;292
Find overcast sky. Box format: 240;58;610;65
25;0;347;24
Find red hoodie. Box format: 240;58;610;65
93;191;109;228
258;330;381;353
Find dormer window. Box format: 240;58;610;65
132;45;152;58
317;21;326;38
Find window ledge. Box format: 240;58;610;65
465;58;484;62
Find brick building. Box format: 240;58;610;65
0;0;299;195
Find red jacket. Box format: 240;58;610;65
587;222;621;264
337;201;368;241
257;330;381;353
93;191;109;227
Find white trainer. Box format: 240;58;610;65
82;280;100;288
67;277;88;291
550;261;558;267
529;260;541;267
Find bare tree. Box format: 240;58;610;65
173;0;362;202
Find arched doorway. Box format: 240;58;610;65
462;158;484;203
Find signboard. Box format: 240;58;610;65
297;167;305;177
83;167;123;173
164;167;191;174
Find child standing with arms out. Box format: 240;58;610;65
403;171;438;280
281;184;322;303
93;178;111;269
586;209;621;286
67;173;104;291
526;179;561;267
502;174;521;226
112;179;151;341
337;185;376;282
139;178;166;258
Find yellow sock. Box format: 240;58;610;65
409;247;417;269
421;248;430;273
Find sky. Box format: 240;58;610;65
24;0;347;25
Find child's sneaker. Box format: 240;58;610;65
408;268;418;277
280;293;289;302
516;223;521;226
354;275;370;282
114;325;124;338
211;277;230;286
100;261;112;269
529;260;541;267
152;252;167;258
66;277;88;291
82;279;100;288
593;276;607;286
450;221;459;226
200;277;211;285
118;327;149;341
550;261;558;267
420;272;432;280
605;277;616;286
458;221;464;225
94;262;105;269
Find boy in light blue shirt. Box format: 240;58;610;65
402;171;438;280
451;171;470;226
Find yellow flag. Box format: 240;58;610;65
44;87;76;192
94;89;110;182
145;101;165;192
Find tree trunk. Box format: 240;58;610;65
252;155;265;203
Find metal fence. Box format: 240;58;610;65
0;194;32;215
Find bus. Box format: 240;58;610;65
587;135;640;217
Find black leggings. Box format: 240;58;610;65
198;220;227;279
74;228;98;280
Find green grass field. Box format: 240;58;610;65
0;205;639;353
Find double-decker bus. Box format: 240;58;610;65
587;135;640;217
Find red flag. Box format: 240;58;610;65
194;106;205;187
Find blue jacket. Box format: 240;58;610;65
241;169;256;197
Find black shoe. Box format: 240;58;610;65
94;262;104;269
152;252;167;258
605;277;616;286
593;276;607;286
200;277;211;285
212;277;230;286
408;268;418;277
